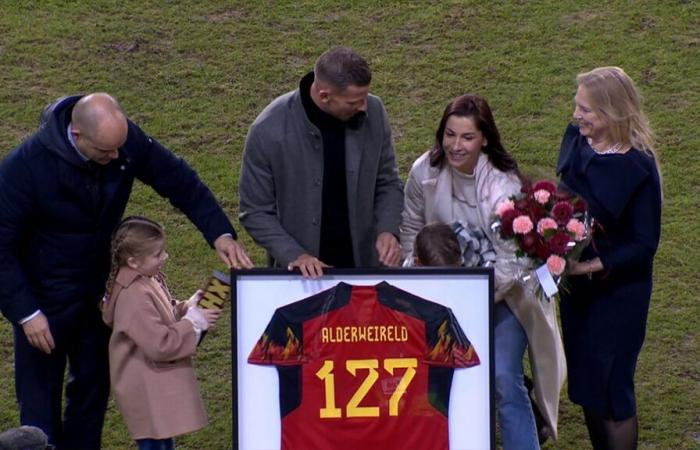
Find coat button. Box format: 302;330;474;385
314;178;321;186
312;218;319;226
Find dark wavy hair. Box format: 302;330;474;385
429;94;520;177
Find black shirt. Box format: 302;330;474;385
299;72;355;267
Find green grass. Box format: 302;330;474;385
1;1;698;449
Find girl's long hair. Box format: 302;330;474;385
104;216;164;301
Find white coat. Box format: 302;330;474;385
401;151;566;439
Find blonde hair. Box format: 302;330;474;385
104;216;164;300
576;66;663;190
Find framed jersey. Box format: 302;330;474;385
232;268;494;450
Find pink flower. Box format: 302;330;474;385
495;200;515;217
551;201;574;225
537;217;558;235
533;189;551;205
566;219;586;241
546;255;566;276
512;215;533;234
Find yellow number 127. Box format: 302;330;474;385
315;357;417;419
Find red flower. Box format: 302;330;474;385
519;231;540;256
533;180;557;194
529;203;548;222
515;197;530;211
500;209;519;237
551;201;574;225
535;239;551;260
548;231;571;255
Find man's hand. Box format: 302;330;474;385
214;235;254;269
376;232;401;267
288;253;330;279
22;313;55;354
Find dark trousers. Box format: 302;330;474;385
13;303;111;450
136;438;175;450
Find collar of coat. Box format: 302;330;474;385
557;123;651;219
115;266;146;289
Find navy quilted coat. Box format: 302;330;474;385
0;95;235;323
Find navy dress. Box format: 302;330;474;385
556;124;661;420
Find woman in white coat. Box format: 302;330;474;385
401;94;566;449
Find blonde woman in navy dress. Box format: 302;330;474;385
557;67;662;450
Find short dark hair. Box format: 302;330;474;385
414;223;461;267
314;46;372;90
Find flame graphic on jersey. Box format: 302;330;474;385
426;320;480;368
249;327;302;363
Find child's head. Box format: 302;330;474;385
110;216;166;276
414;223;462;267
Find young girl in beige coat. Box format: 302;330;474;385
102;216;220;450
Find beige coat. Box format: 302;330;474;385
401;151;566;439
102;267;207;440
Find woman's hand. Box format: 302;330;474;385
569;258;604;277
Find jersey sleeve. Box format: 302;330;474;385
424;308;480;368
248;308;304;366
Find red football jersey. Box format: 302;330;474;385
248;282;480;450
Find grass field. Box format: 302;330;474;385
0;1;698;449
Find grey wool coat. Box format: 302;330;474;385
239;88;404;267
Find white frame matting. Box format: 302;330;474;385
231;268;495;450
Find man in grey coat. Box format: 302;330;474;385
239;46;403;277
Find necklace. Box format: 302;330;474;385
587;138;622;155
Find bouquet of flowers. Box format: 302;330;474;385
493;179;591;298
